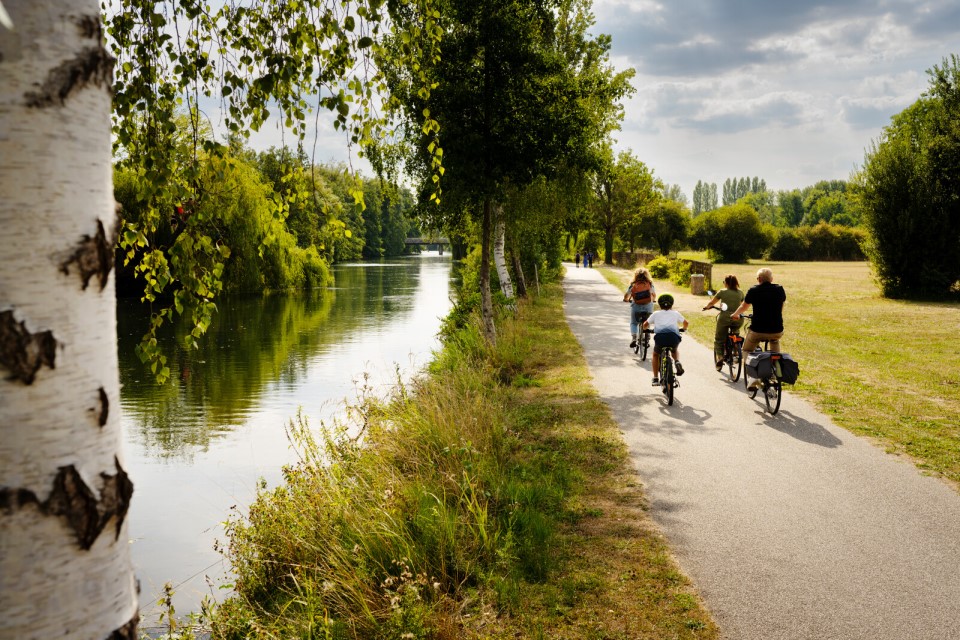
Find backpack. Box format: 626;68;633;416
630;281;652;304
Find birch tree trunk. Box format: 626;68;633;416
0;2;138;637
492;203;514;300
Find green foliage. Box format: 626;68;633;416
767;224;867;261
106;0;441;381
689;203;771;263
668;259;692;287
646;255;671;278
854;54;960;298
595;148;659;262
636;199;690;256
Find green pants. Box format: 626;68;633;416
714;316;743;358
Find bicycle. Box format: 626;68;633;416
632;310;651;360
740;314;784;414
705;304;744;382
654;328;684;406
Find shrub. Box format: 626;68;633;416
689;204;770;263
767;224;866;261
645;256;671;278
668;259;692;286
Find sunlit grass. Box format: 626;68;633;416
209;282;718;638
604;260;960;487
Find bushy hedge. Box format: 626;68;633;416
767;223;867;261
689;204;771;263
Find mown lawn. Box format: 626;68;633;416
606;260;960;488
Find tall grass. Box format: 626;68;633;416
210;311;572;639
209;284;717;639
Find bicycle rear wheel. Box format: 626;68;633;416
764;377;782;414
633;334;640;354
664;359;674;405
640;334;649;361
729;339;742;382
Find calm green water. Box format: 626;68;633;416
118;255;455;629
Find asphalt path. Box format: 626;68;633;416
563;264;960;640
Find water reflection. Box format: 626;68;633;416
119;255;455;629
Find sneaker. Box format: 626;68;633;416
675;362;684;376
630;339;637;348
715;360;724;371
747;379;762;391
651;378;659;385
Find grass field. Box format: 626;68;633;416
605;261;960;489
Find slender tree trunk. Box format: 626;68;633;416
479;197;496;343
492;203;514;299
0;2;138;638
510;238;528;298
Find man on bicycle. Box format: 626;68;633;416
642;294;688;385
730;267;786;390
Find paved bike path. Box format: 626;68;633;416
563;265;960;640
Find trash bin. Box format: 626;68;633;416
690;273;706;295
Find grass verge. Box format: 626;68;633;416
602;260;960;488
206;281;717;639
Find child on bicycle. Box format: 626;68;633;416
642;293;688;385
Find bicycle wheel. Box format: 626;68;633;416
729;339;743;382
633;333;640;354
640;334;649;361
664;359;674;405
764;377;782;414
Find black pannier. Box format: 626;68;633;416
745;352;799;384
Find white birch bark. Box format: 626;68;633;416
0;1;138;637
492;203;514;299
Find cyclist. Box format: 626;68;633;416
642;293;688;385
730;267;786;390
702;274;745;371
623;267;656;348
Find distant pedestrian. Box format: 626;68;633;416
583;252;589;268
587;251;594;268
575;250;581;267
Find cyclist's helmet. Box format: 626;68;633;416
657;293;674;309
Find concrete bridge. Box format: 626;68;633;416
404;237;451;254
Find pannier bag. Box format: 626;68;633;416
745;352;800;384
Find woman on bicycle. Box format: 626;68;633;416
623;267;656;348
702;274;745;371
642;293;687;385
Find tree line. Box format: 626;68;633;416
114;134;421;299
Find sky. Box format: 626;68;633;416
591;0;960;198
246;0;960;203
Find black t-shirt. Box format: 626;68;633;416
744;282;786;333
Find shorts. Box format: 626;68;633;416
653;332;681;353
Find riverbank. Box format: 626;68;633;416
206;277;717;638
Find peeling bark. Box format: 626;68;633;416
25;45;114;108
0;309;57;384
60;218;116;291
106;616;139;640
1;458;133;550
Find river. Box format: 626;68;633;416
117;254;456;631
